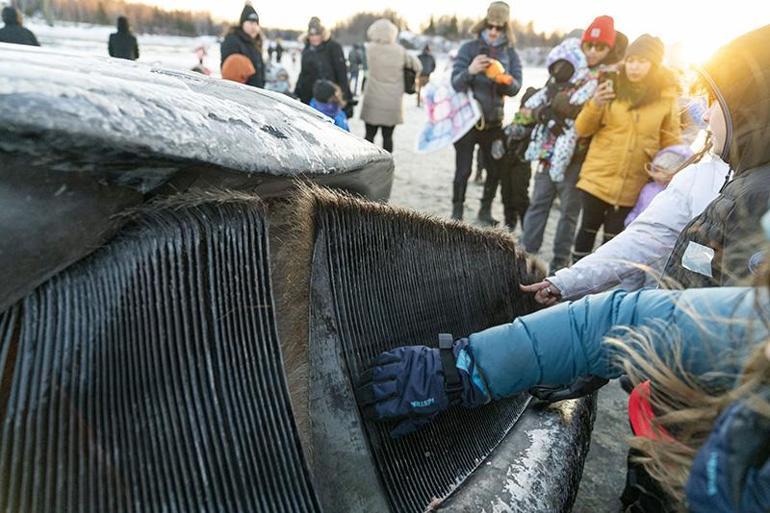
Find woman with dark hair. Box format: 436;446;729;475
571;34;681;262
220;5;265;89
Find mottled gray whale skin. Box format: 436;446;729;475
0;43;393;313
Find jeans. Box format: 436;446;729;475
572;191;633;262
521;156;582;270
453;126;505;209
365;124;395;153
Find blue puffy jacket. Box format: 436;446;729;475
467;287;767;400
451;38;522;127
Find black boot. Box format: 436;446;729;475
477;203;499;226
451;202;464;220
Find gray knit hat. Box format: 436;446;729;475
626;34;664;66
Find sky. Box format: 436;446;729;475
150;0;769;63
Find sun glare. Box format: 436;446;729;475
668;38;719;68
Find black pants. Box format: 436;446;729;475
483;155;531;230
453;126;509;211
620;450;678;512
573;191;632;262
365;124;395;153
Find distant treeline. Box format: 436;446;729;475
9;2;561;45
332;11;562;47
12;0;220;36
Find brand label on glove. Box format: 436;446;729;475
411;398;435;408
681;241;714;278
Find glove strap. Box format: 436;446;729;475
438;333;463;402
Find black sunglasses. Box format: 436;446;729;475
486;23;505;31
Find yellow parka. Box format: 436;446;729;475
575;89;682;207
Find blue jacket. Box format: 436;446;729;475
451;38;522;127
309;99;350;131
468;287;767;400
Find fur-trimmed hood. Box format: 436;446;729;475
546;37;587;82
700;24;770;174
469;18;515;46
298;27;331;45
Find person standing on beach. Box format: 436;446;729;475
520;16;626;272
571;34;681;262
108;16;139;60
450;1;522;223
416;45;436;107
220;5;265;89
295;17;353;117
0;6;39;47
360;18;421;153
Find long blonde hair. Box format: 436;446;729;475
607;275;770;505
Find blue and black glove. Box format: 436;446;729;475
355;334;491;438
686;389;770;513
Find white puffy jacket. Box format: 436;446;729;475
549;158;730;299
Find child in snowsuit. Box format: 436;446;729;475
310;79;350;132
624;145;695;227
524;37;598;183
499;87;538;230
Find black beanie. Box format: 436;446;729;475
240;4;259;25
313;79;338;103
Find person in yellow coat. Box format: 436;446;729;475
572;34;681;262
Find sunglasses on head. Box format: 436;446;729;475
486;23;505;31
583;41;609;51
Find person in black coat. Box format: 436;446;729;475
220;4;265;89
0;6;39;46
108;16;139;60
294;17;352;116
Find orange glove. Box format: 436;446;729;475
485;59;514;85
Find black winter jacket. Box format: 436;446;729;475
294;39;351;105
451;37;522;128
418;52;436;77
220;29;265;88
663;26;770;288
0;9;39;46
108;32;139;60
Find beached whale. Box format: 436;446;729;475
0;43;393;314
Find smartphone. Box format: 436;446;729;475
599;69;618;91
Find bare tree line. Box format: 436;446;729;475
11;0;220;36
333;11;563;47
7;2;562;45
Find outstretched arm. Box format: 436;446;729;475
358;287;763;437
471;287;759;399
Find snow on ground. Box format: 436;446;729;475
28;24;628;512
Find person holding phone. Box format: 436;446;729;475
571;34;682;262
520;16;628;272
450;1;522;222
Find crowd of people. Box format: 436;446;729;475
3;2;770;512
351;4;770;513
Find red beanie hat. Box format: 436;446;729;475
582;15;616;47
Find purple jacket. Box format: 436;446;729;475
625;181;666;227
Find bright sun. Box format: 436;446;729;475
667;37;720;69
